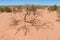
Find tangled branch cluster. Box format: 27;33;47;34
9;16;20;29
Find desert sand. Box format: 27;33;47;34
0;8;60;40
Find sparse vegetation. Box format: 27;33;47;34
24;5;39;22
0;5;47;13
0;7;5;12
0;5;59;13
4;7;12;12
0;6;12;12
0;5;56;36
48;5;58;11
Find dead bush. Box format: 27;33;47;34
9;17;20;28
15;25;30;36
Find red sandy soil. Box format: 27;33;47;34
0;8;60;40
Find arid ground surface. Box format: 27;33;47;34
0;8;60;40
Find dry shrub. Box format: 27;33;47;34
15;25;30;36
9;17;20;28
24;5;37;22
31;19;53;31
21;25;29;36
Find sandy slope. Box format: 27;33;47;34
0;9;60;40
